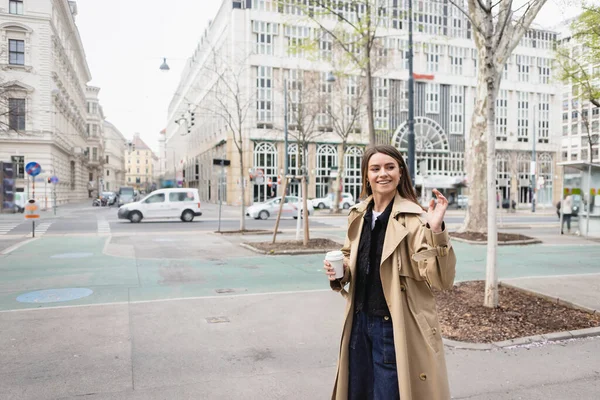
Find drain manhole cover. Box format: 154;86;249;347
50;252;94;259
17;288;93;303
206;316;230;324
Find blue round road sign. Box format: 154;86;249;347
25;162;41;177
50;175;59;184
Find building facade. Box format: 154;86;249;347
125;133;156;192
557;21;600;165
165;0;561;208
0;0;116;205
84;86;104;197
103;120;127;192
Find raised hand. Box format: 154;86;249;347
427;189;448;233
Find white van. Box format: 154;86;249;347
117;188;202;223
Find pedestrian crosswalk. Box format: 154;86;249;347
97;218;111;235
0;222;19;235
32;221;52;237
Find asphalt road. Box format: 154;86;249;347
0;203;561;237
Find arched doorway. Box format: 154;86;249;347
344;146;363;201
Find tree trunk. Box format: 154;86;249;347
365;60;376;146
303;176;310;246
461;65;491;234
484;44;499;309
239;147;246;231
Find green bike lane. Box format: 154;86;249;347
0;234;599;312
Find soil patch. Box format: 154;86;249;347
248;238;342;252
434;281;600;343
451;231;535;242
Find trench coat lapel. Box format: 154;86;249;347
381;193;425;266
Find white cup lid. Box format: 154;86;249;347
326;250;344;260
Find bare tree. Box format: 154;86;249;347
326;72;367;213
450;0;548;308
290;0;393;145
200;48;256;231
281;68;328;245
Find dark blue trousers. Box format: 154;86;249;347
349;311;400;400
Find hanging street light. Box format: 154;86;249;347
159;57;170;71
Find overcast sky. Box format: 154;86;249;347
75;0;581;153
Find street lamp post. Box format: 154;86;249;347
407;0;416;184
284;78;289;179
531;101;537;213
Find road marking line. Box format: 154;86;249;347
1;238;38;255
0;289;332;313
0;223;20;235
97;218;111;235
29;222;52;237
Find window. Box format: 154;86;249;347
319;31;332;61
253;21;277;55
11;155;24;179
450;86;464;135
86;147;90;159
538;58;550;84
517;55;530;82
253;142;277;202
9;39;25;65
128;177;131;183
316;145;338;198
137;168;140;173
256;66;273;124
374;78;389;130
496;90;508;140
449;46;465;75
9;0;24;14
145;193;165;203
425;83;440;114
517;92;529;142
106;155;109;163
169;192;195;202
92;147;98;161
285;25;311;58
425;44;440;73
106;170;110;176
145;168;148;174
8;98;25;130
537;94;550;143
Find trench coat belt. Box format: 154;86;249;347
411;245;450;262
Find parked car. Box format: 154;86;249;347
117;186;135;207
456;195;468;209
311;192;355;210
118;188;202;223
14;192;25;213
246;196;314;220
101;192;117;206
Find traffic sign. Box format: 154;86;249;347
25;162;42;177
50;176;59;184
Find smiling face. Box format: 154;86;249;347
367;152;402;197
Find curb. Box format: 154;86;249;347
214;230;281;236
450;236;542;246
443;282;600;350
500;282;599;315
239;242;341;255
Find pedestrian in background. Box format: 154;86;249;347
561;194;573;234
324;145;456;400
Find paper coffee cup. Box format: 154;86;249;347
325;250;345;279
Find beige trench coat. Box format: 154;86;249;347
329;193;457;400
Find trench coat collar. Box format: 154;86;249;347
349;193;424;266
351;192;424;218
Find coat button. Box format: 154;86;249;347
420;373;427;381
432;328;437;335
400;284;406;292
384;316;390;321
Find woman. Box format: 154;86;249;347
324;145;456;400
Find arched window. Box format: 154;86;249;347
344;146;363;201
392;117;452;176
517;153;531;204
537;153;553;205
496;152;510;201
316;144;338;198
286;143;304;196
253;142;278;202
